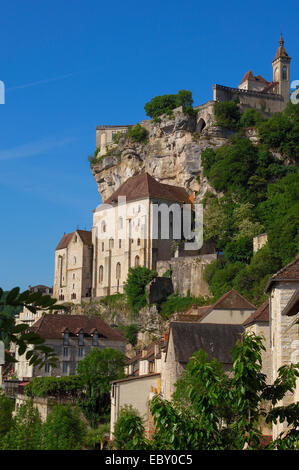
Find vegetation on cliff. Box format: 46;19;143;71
202;102;299;305
144;89;195;121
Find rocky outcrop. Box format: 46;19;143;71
91;104;232;203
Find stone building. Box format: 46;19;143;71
53;230;93;304
161;322;244;401
14;314;126;381
253;233;268;253
96;125;130;156
91;172;193;297
265;255;299;439
213;35;291;113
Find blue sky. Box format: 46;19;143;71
0;0;298;291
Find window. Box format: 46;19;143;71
63;330;70;346
99;265;104;283
118;217;123;230
45;363;51;374
78;331;84;346
135;255;140;267
73;273;75;279
63;347;69;358
137;238;141;246
73;256;76;264
101;221;106;233
116;262;121;280
92;331;99;347
119;239;122;249
71;293;76;300
102;242;105;252
282;66;287;80
109;238;114;249
62;362;69;375
59;295;65;301
78;347;84;358
74;235;78;242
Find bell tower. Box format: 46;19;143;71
272;34;291;103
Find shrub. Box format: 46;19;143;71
127;124;148;143
124;266;157;314
113;405;146;450
159;292;210;319
240;108;263;128
214;100;242;130
224;236;253;264
122;323;139;346
25;376;83;399
144;90;194;121
43;404;86;450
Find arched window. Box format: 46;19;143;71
109;238;114;249
116;262;121;280
118;217;123;230
101;221;106;233
135;255;140;267
137;238;141;246
282;66;287;80
99;265;104;283
73;256;76;264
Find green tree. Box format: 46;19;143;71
0;394;15;439
124;333;299;450
0;400;43;450
124;266;157;314
84;423;110;450
43;404;86;450
122;324;139;346
240;108;263;128
127;124;148;143
214;100;242;130
0;287;64;368
113;405;147;450
76;348;125;428
144;90;194;121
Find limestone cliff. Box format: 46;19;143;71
91;104;234;203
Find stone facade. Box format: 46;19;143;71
53;230;93;304
253;233;268;253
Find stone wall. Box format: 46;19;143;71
157;254;216;298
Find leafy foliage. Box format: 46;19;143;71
43;404;86;450
84;423;110;450
113;405;147;450
25;376;83;399
127;124;148;143
121;323;139;346
214;100;242;130
0;286;65;368
159;292;211;319
0;400;43;450
257;102;299;163
124;266;157;314
144;90;194;121
0;394;15;439
240;108;263;128
119;333;299;450
76;348;125;428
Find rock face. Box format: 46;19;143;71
91;104;232;203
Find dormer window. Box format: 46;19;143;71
92;331;99;347
78;330;84;346
63;329;70;346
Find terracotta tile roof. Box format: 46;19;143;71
240;70;269;86
262;81;278;93
30;315;126;342
104;173;191;205
243;299;269;326
265;254;299;292
56;230;92;251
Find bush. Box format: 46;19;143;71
124;266;157;314
122;324;139;346
214;100;242;130
159;292;210;319
113;405;146;450
43;405;86;450
144;90;194;121
240;108;263;128
224;236;253;264
127;124;148;143
0;395;14;438
25;376;83;399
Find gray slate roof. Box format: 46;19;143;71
171;322;244;365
